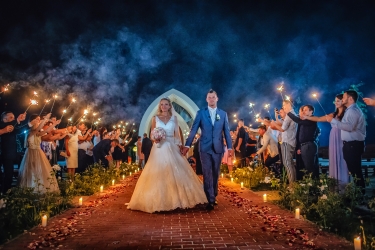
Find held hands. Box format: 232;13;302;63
297;149;301;155
227;149;233;157
181;146;189;156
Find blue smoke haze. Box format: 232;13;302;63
0;0;374;146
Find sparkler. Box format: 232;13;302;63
0;84;9;94
312;93;327;115
50;94;58;113
74;109;89;124
25;99;38;113
60;98;76;121
264;103;271;117
249;102;256;114
255;113;261;122
277;84;284;100
39;99;51;115
91;112;97;129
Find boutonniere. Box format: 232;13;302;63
216;114;220;121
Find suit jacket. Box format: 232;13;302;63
185;107;232;154
141;137;152;154
0;121;24;160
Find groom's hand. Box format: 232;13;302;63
181;146;189;156
227;149;233;157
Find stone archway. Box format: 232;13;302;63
138;89;200;142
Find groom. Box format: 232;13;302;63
182;89;232;210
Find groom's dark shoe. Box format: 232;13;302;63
214;200;218;206
206;203;214;211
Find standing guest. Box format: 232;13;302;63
250;125;279;170
0;111;26;193
328;91;366;190
294;106;305;180
92;132;111;167
287;105;320;178
136;136;144;169
65;126;79;179
85;134;94;168
271;100;297;183
110;139;123;169
246;131;257;163
141;133;152;165
18;114;60;193
302;94;348;187
235;119;248;167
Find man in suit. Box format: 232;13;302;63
0;111;26;193
182;89;233;211
141;133;152;165
92;132;111;167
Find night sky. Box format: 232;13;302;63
0;0;374;146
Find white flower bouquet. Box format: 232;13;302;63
151;127;166;148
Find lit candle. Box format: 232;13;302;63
354;237;361;250
112;180;115;185
295;208;300;219
122;174;125;180
79;197;83;206
263;194;267;202
231;177;233;182
221;173;223;178
42;215;47;227
241;182;244;189
138;168;140;171
100;185;103;192
130;172;132;176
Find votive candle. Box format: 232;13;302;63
354;237;361;250
231;177;233;182
112;179;115;185
295;208;300;219
241;182;244;189
122;174;125;180
263;194;267;202
221;173;224;178
100;185;103;192
130;172;132;176
79;197;82;206
42;215;47;227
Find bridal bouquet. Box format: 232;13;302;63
151;127;166;148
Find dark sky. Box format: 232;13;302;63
0;0;374;146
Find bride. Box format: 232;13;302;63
127;97;207;213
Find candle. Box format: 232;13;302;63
138;168;140;171
221;173;223;178
79;197;83;206
241;182;244;189
130;172;132;176
122;174;125;180
100;185;103;192
295;208;300;219
42;215;47;227
263;194;267;202
112;180;115;185
354;237;361;250
231;177;234;182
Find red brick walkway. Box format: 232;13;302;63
1;173;353;250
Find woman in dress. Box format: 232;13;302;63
127;98;207;213
18;114;61;193
302;94;348;188
65;126;79;179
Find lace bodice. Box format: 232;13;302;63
27;134;42;150
155;116;175;137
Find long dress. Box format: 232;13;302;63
18;133;60;193
329;121;349;185
127;116;207;213
66;133;79;169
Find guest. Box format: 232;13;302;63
141;133;152;165
41;121;66;165
363;97;375;106
302;93;349;187
234;119;248;167
92;132;111;167
192;134;203;175
0;111;26;193
271;100;297;183
326;90;366;190
65;126;79;179
84;134;94;169
136;136;144;169
287;105;320;178
250;125;279;170
18;114;60;193
294;106;305;180
246;131;257;163
110;139;123;169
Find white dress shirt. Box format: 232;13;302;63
208;106;217;126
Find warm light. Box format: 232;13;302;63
42;215;47;227
68;117;72;121
53;94;58;99
130;172;132;176
263;194;267;202
122;174;125;180
234;119;237;122
233;114;236;117
249;102;254;107
33;91;38;96
233;160;236;164
113;125;116;128
45;99;51;103
72;98;76;103
93;112;97;116
126;122;129;125
79;197;83;206
63;109;67;113
354;236;361;250
277;84;284;92
264;104;270;109
83;109;89;115
30;99;38;105
295;208;300;219
132;123;135;125
100;185;103;193
221;173;224;178
241;182;244;189
112;180;115;186
312;93;317;98
231;177;234;182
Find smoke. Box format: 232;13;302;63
0;0;374;145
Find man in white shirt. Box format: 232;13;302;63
250;125;279;169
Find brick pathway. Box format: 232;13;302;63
1;173;353;250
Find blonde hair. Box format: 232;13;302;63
157;97;173;116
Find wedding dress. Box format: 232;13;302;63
127;116;207;213
18;132;60;193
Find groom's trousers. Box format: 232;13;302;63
199;151;222;204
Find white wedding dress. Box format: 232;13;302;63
127;116;207;213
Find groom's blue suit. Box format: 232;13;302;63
185;107;232;204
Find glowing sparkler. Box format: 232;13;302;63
50;94;58;113
312;93;327;115
74;109;89;124
249;102;256;114
39;99;51;115
277;84;284;100
0;84;9;94
33;91;38;97
25;99;38;113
